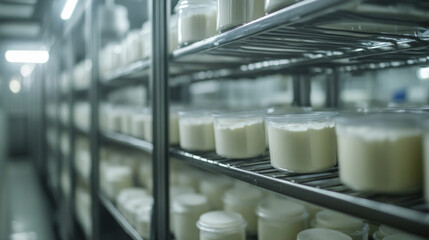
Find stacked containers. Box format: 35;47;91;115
197;211;247;240
313;210;369;240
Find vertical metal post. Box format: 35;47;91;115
293;74;311;107
151;0;170;239
88;0;100;239
326;69;339;108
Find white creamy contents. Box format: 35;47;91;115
197;211;246;240
337;126;423;193
104;166;133;199
179;116;215;151
172;193;210;240
120;111;134;135
178;7;217;45
247;0;265;21
424;132;429;203
297;228;352;240
268;122;336;173
125;30;143;64
256;198;307;240
223;186;263;235
265;0;298;13
134;197;153;238
200;176;232;210
314;210;368;240
214;120;266;159
107;110;122;132
116;188;148;214
131;114;145;139
217;0;247;32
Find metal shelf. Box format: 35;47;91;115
99;192;144;240
100;60;151;86
100;130;153;153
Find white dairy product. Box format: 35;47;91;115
336;114;423;193
297;228;352;240
424;124;429;203
169;186;197;235
223;186;263;235
265;0;298;13
267;113;337;173
120;110;134;135
131;114;145;139
169;14;179;52
104;166;133;199
116;188;148;214
217;0;247;32
107;109;123;132
247;0;265;21
177;169;203;192
176;0;217;46
141;22;151;59
256;197;308;240
133;197;153;236
200;175;232;210
313;210;368;240
179;111;215;151
142;112;180;144
125;30;143;64
172;193;210;240
384;234;426;240
124;196;153;227
197;211;246;240
214;112;266;159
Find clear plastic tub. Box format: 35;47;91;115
256;197;308;240
116;188;148;214
223;186;263;235
133;197;153;238
176;0;217;46
213;111;266;159
312;210;369;240
336;113;423;193
179;111;215;151
217;0;247;32
169;14;179;52
197;211;246;240
297;228;352;240
266;112;337;173
265;0;300;14
200;175;233;210
247;0;265;22
172;193;210;240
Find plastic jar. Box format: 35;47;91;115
104;166;133;199
179;111;215;151
223;186;263;235
141;22;151;59
116;188;148;214
169;14;179;52
424;121;429;203
256;197;308;240
176;0;217;46
336;113;423;193
265;0;299;14
200;175;233;210
297;228;352;240
197;211;246;240
134;197;154;239
213;111;266;159
172;193;210;240
266;112;337;173
125;30;143;64
217;0;247;32
313;210;369;240
247;0;265;21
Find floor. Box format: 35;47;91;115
7;160;56;240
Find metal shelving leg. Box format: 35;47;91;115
326;69;340;108
293;74;311;107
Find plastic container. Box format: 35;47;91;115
247;0;265;21
103;166;133;199
179;111;215;151
171;193;210;240
200;175;233;210
424;122;429;203
134;197;154;239
197;211;246;240
265;0;299;14
125;30;143;64
336;113;423;193
266;112;337;173
141;22;151;59
213;111;266;159
372;225;408;240
313;210;369;240
256;197;308;240
176;0;217;46
297;228;352;240
223;186;263;235
116;188;148;214
169;14;179;52
217;0;247;32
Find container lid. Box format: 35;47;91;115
172;193;209;213
314;210;364;233
124;196;152;214
213;109;266;119
266;112;338;123
197;211;246;233
223;187;263;205
384;234;426;240
170;186;196;197
116;188;148;205
297;228;352;240
336;112;422;128
135;197;154;215
266;106;312;115
256;197;306;220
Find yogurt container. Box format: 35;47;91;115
179;111;215;151
213;111;266;159
266;112;337;173
336;113;423;193
200;175;233;210
265;0;300;14
297;228;352;240
217;0;247;32
197;211;246;240
134;197;154;239
313;210;369;240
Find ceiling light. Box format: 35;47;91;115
9;78;21;94
61;0;78;20
5;50;49;63
417;66;429;81
20;64;35;77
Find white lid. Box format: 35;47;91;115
379;225;405;236
135;197;154;215
124;196;152;213
223;187;263;205
170;186;196;197
384;234;426;240
172;193;209;213
315;210;364;233
197;211;246;233
256;197;306;220
297;228;352;240
116;188;148;205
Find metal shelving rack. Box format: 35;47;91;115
35;0;429;239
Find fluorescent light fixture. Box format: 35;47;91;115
5;50;49;63
417;66;429;81
20;64;35;77
9;78;21;94
61;0;78;20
